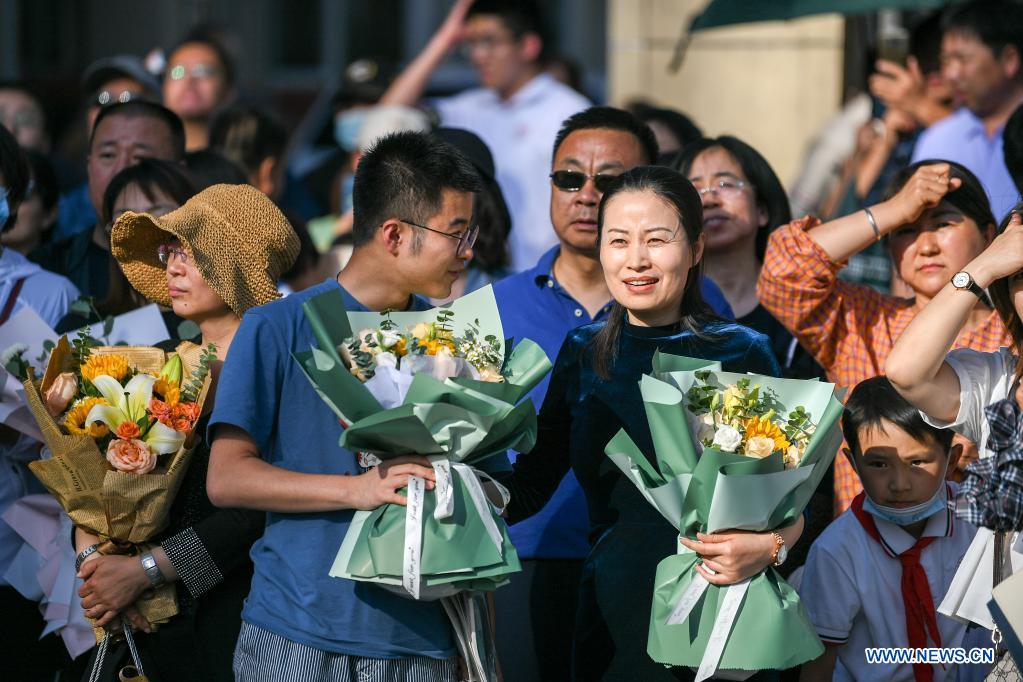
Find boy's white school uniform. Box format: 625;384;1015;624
798;491;979;681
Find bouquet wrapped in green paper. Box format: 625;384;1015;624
293;286;551;601
604;352;843;680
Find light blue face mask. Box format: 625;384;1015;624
862;483;949;526
334;109;367;153
339;173;355;215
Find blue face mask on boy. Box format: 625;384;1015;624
854;451;951;526
862;480;949;526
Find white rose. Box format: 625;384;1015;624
478;365;505;383
379;330;401;349
375;352;398;368
711;425;742;452
697;421;716;443
745;436;776;458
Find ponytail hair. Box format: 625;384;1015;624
590;165;716;379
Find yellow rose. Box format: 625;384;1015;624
722;385;744;413
744;435;776;458
478;365;505;383
784;445;803;469
411;322;432;341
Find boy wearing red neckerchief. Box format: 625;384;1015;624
798;376;988;681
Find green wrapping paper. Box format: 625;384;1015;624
604;352;844;677
291;285;551;599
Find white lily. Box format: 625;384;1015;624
85;374;185;454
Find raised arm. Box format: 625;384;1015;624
207;424;436;512
886;212;1023;421
808;162;959;261
379;0;474;107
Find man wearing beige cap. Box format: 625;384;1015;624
207;131;482;681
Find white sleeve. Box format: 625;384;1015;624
918;347;1013;443
798;538;861;644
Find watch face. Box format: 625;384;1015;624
952;272;970;288
776;544;788;565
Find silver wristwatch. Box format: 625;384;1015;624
140;550;166;587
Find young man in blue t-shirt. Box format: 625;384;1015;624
207;131;482;681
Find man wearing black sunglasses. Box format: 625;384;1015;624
490;106;733;682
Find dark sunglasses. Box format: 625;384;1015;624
549;170;620;193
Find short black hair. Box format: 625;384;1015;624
942;0;1023;61
467;0;545;40
209;105;287;177
25;150;59;212
674;136;792;260
842;376;954;457
352;131;482;247
1005;103;1023;195
552;106;659;166
90;101;186;161
0;123;30;230
630;102;703;152
101;157;196;226
184;149;249;190
169;27;236;88
883;159;996;234
909;12;945;76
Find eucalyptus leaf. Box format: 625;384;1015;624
177;320;201;340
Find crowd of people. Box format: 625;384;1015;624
2;0;1023;680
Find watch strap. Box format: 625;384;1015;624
770;532;786;567
953;272;987;300
140;550;166;587
75;544;100;572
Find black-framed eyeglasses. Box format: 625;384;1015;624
157;243;189;265
400;219;478;256
550;170;621;194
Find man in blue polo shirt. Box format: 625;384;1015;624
492;106;732;681
206;131;482;681
911;0;1023;218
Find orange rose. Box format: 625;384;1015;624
172;418;194;433
44;372;78;417
115;421;141;440
149;398;174;425
106;439;156;474
175;402;201;422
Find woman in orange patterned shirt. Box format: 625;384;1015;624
757;160;1010;514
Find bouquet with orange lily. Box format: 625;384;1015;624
23;330;214;631
605;353;843;679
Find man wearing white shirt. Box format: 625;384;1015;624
381;0;590;271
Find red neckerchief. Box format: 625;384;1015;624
851;491;945;682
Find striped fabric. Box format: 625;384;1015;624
233;622;460;682
758;217;1011;514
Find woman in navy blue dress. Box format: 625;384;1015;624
507;166;802;681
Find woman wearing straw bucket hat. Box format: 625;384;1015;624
73;183;299;682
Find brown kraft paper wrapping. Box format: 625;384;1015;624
24;339;210;629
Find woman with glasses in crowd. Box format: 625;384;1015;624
506;165;795;681
73;184;298;682
674;136;823;381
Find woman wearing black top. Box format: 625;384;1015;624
72;184;299;681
